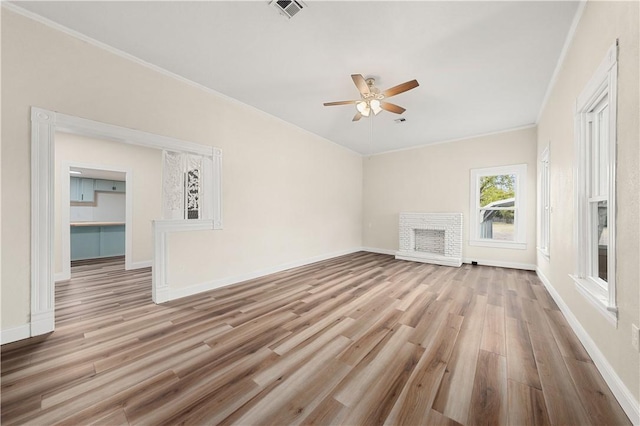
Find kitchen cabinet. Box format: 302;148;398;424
94;179;125;193
70;177;95;202
70;223;125;260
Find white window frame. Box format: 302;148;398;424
469;164;527;250
538;147;550;258
162;150;215;221
571;41;618;326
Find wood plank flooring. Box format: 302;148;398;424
1;252;630;425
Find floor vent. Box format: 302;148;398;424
270;0;305;19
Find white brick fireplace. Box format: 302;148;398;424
395;212;463;267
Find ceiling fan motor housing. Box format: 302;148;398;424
364;78;383;99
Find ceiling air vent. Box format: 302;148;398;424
270;0;305;19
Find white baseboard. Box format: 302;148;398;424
1;323;31;345
362;248;536;271
536;268;640;425
362;247;396;256
54;271;70;282
463;257;536;271
127;260;152;270
165;248;363;302
30;308;55;337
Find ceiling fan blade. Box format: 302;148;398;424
352;112;363;121
323;100;357;106
382;79;419;98
380;101;406;114
351;74;370;96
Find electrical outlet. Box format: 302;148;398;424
632;324;640;351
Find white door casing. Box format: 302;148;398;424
30;107;222;336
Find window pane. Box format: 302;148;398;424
597;105;609;196
540;157;550;252
479;209;515;241
593;200;608;282
590;100;609;198
186;154;202;220
479;174;516;208
186;168;200;219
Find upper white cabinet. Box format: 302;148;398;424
70;178;125;203
70;177;95;202
70;177;80;201
94;179;125;193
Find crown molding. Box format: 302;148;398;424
1;2;360;157
535;0;587;124
367;124;537;157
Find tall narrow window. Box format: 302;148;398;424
469;164;527;249
539;148;550;257
185;155;202;219
163;150;214;221
572;41;617;324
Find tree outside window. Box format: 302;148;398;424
470;164;526;249
479;174;516;241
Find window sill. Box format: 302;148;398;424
469;239;526;250
570;275;618;327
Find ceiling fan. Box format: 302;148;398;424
323;74;419;121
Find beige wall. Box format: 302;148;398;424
165;106;364;288
363;126;538;267
1;10;363;329
537;1;639;402
54;132;162;272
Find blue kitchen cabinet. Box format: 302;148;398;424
70;224;125;260
70;226;101;259
99;225;126;257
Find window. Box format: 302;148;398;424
538;148;550;257
469;164;527;249
162;150;215;221
571;41;618;324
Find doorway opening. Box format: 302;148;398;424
53;128;165;286
60;165;129;282
30;107;222;338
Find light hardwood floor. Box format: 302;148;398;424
0;252;630;425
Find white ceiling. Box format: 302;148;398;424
12;1;580;155
70;167;126;181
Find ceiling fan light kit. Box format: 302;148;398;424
356;101;370;117
324;74;419;121
356;98;382;117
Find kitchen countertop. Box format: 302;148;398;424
70;222;125;227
